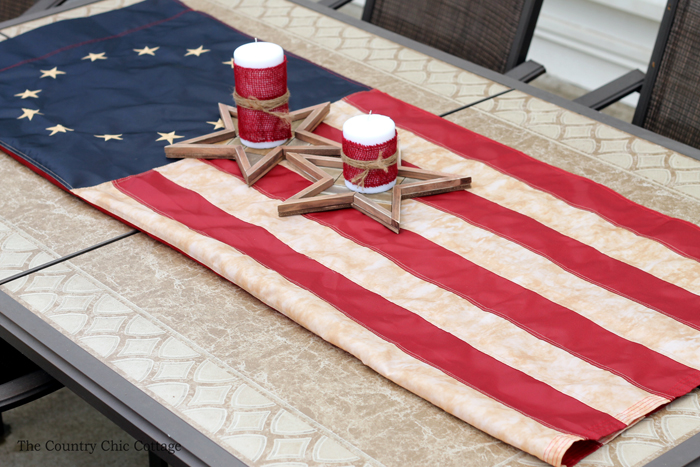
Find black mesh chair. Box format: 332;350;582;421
320;0;546;82
0;0;68;25
0;0;37;23
574;0;700;149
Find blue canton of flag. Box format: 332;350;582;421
0;0;368;189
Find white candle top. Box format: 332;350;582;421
234;42;285;69
343;114;396;146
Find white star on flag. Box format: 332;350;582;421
46;124;74;136
156;131;184;145
185;45;210;57
17;108;42;121
95;134;123;141
40;67;66;79
15;89;41;99
82;52;107;62
134;46;160;56
222;58;234;68
207;119;224;130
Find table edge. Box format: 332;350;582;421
642;430;700;467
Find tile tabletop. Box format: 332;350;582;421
3;1;700;467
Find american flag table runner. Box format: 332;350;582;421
3;1;700;466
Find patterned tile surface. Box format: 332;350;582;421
506;390;700;467
4;213;700;467
0;217;63;285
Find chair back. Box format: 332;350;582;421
634;0;700;148
361;0;543;74
0;0;37;23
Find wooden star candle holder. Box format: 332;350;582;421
277;148;471;233
164;101;472;233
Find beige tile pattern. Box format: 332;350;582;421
0;227;382;467
0;217;64;287
7;208;700;467
469;91;700;211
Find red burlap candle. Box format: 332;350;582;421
234;58;292;147
342;132;398;193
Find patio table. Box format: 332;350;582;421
2;1;700;467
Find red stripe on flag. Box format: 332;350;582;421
114;170;626;440
207;158;700;400
344;90;700;263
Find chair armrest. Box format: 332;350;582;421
573;70;645;110
505;60;546;83
319;0;354;9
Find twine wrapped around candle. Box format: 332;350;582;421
341;149;398;188
233;89;292;123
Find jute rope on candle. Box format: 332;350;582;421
341;149;398;187
233;89;292;123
